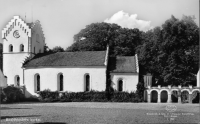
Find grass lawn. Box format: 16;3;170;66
1;102;200;124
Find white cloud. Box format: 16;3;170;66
104;10;153;31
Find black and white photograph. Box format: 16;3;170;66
0;0;199;123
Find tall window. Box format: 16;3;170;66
9;44;13;52
85;74;90;91
34;47;35;54
17;76;20;86
58;73;63;91
20;44;24;52
15;75;20;86
118;79;123;91
35;74;40;92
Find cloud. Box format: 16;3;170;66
104;10;153;31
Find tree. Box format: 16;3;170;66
137;15;199;86
66;22;143;56
0;43;2;71
51;46;64;53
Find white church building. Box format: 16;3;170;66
1;16;139;98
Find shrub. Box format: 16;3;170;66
37;89;59;102
136;82;145;99
21;97;40;102
111;92;136;102
0;87;6;102
38;89;141;102
3;86;25;103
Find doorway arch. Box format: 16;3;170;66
151;90;158;103
161;90;168;103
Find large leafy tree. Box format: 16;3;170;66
0;43;2;71
137;15;199;86
66;22;143;56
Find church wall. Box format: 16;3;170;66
3;53;29;86
3;23;29;53
0;69;7;87
3;19;31;86
31;23;45;54
110;73;139;93
197;69;199;87
24;67;106;97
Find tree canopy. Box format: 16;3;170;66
136;15;199;86
66;22;143;56
0;43;2;71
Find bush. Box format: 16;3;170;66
21;97;40;102
0;87;6;102
37;89;59;102
38;89;141;102
3;86;25;103
136;82;145;99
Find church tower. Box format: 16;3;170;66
2;16;45;86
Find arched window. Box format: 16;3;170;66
85;74;90;91
9;44;13;52
34;47;35;54
20;44;24;52
57;73;63;91
34;74;40;92
15;75;20;86
118;79;123;91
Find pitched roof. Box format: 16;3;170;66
23;51;107;67
108;56;138;73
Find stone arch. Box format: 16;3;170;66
181;89;191;94
160;89;170;94
84;73;90;91
151;90;158;103
149;89;159;94
192;90;200;103
160;90;168;103
57;73;64;91
34;73;40;92
192;89;200;94
181;90;189;103
171;90;178;103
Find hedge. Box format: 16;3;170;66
37;89;143;102
1;86;25;103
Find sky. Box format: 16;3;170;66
0;0;199;49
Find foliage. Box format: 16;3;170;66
0;87;6;102
51;46;64;53
37;89;59;102
136;15;199;86
136;82;145;99
66;22;143;56
0;43;2;71
2;86;25;103
38;89;142;102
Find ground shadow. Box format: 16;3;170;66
1;107;31;110
34;122;67;124
1;115;40;120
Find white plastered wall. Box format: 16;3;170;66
0;69;7;87
31;22;45;54
2;16;31;86
197;69;199;87
110;73;139;93
24;67;107;97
